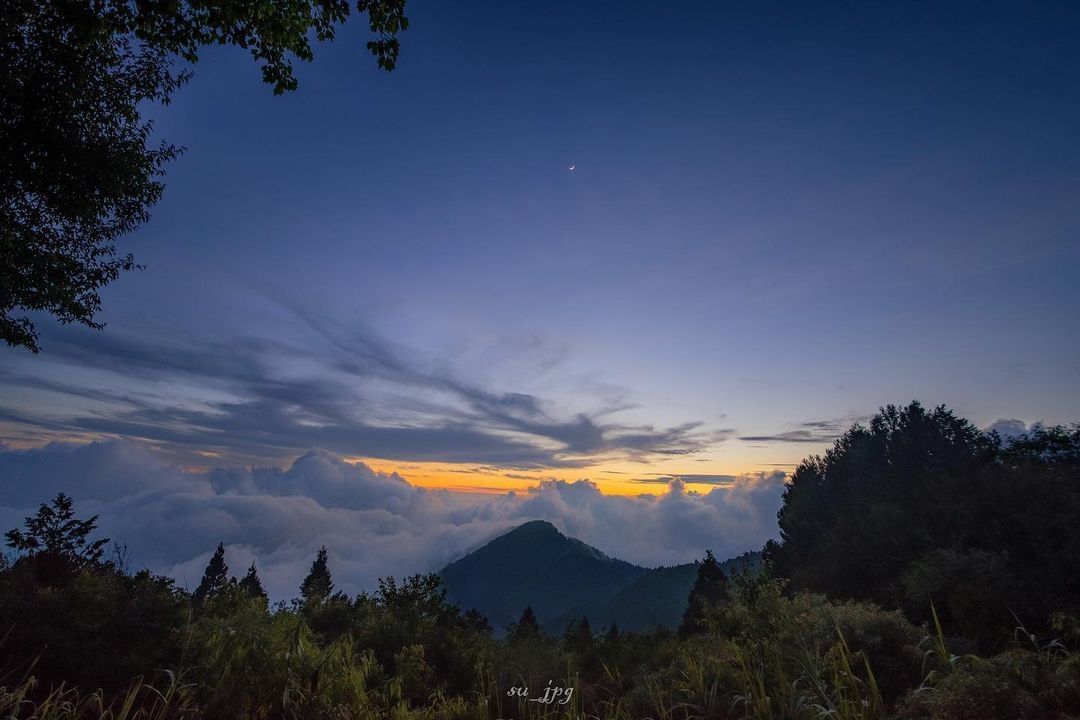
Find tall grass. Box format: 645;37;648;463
730;624;887;720
0;671;195;720
5;602;1076;720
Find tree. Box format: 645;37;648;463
508;605;541;640
239;561;267;600
366;573;487;692
1;0;408;352
761;402;1080;640
463;608;492;635
563;615;593;653
0;564;188;694
300;546;333;602
764;402;997;601
193;542;228;602
678;550;730;637
5;493;109;572
518;605;538;626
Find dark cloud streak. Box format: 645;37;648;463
0;315;726;468
738;416;869;444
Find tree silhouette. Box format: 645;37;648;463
678;550;730;638
239;562;267;600
763;402;1080;638
193;543;228;602
564;615;594;654
765;401;997;601
4;493;109;574
508;605;541;640
2;0;408;352
301;546;334;602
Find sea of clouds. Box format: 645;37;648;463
0;440;787;600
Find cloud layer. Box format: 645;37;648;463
0;311;726;469
0;441;786;600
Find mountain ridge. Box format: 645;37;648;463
438;520;761;634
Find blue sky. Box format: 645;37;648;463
2;0;1079;493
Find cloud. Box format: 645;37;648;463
630;474;739;485
0;441;786;601
0;317;724;469
739;416;867;444
984;418;1032;440
739;431;832;443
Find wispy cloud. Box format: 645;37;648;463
0;307;726;469
630;473;741;486
738;416;868;444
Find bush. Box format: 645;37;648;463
895;647;1080;720
900;548;1017;652
0;563;187;694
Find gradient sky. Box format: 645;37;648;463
2;0;1079;495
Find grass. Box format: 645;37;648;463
3;603;1077;720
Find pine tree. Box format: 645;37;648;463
509;605;541;639
519;605;538;629
239;562;267;600
564;615;593;653
193;543;229;602
678;550;730;638
300;546;333;602
5;493;109;570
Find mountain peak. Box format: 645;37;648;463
503;519;562;537
439;521;765;635
439;519;645;633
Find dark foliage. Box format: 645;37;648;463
765;401;1080;649
4;493;110;584
1;0;408;351
0;0;178;352
0;561;188;694
300;545;334;602
192;542;228;603
508;605;541;640
238;561;267;600
678;549;731;638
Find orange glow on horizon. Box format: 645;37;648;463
0;428;806;497
348;455;797;496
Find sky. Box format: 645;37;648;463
1;1;1079;593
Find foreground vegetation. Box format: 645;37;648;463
2;402;1079;719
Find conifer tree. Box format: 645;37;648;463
193;543;229;602
239;562;267;600
300;546;333;602
564;615;594;653
5;493;109;570
678;550;730;638
509;605;541;639
519;605;538;629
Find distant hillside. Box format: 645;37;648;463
577;550;762;632
550;562;695;633
439;520;643;632
439;520;761;634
